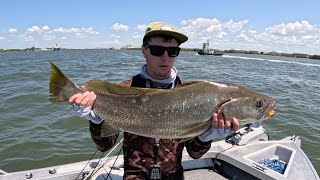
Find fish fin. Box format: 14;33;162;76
49;62;82;102
179;121;211;140
179;80;206;87
100;121;121;137
85;80;159;95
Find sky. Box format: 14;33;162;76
1;0;320;55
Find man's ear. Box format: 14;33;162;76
141;45;146;58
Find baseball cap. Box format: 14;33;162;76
143;22;188;44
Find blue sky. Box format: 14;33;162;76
1;0;319;54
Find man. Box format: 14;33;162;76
69;22;239;180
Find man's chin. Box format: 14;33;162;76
159;66;170;72
155;72;171;80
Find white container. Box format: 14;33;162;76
244;144;296;178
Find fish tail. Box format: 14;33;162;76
49;62;82;102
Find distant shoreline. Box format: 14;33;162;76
1;47;319;60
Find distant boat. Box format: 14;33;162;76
53;43;61;51
198;40;223;56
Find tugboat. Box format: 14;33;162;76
198;40;223;56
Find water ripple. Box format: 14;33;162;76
0;50;319;173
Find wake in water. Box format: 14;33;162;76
223;54;320;68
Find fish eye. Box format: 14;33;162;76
256;100;264;108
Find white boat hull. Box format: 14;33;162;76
1;126;319;180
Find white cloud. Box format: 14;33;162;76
27;26;41;33
286;21;313;32
236;33;253;42
301;35;316;41
266;21;313;36
43;34;55;40
183;18;221;31
136;24;147;32
216;32;227;39
23;35;34;42
8;28;17;33
42;26;50;31
113;34;120;38
2;19;319;54
206;24;223;33
179;18;249;40
179;18;224;39
111;23;129;31
223;20;249;32
52;27;98;35
248;29;257;34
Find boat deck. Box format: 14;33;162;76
1;126;319;180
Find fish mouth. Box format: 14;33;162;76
257;100;276;120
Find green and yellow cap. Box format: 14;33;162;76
143;22;188;44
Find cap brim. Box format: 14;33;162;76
144;30;188;44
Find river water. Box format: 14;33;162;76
0;49;319;173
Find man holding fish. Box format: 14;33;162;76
62;22;273;180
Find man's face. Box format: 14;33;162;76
142;37;179;80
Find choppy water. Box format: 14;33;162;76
0;49;319;173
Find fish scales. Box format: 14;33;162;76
49;62;276;140
93;82;218;139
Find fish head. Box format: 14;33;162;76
219;93;276;125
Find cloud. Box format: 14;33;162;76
266;21;313;35
42;26;50;31
43;34;56;41
2;19;319;54
111;23;129;31
133;31;144;39
223;20;249;32
180;18;320;54
25;25;51;34
27;26;41;33
248;29;257;34
179;18;250;42
50;27;99;38
181;18;248;33
23;35;34;42
8;28;17;33
216;32;227;39
136;24;147;32
52;27;98;34
286;21;313;32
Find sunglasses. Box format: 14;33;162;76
144;45;181;57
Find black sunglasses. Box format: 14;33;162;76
144;45;181;57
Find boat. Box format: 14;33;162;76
198;40;223;56
53;43;60;51
1;125;318;180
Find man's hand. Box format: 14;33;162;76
212;109;239;131
68;87;101;124
198;109;240;142
69;91;96;108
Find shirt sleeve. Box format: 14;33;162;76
185;137;212;159
89;121;119;152
72;104;104;124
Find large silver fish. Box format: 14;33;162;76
49;62;275;139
